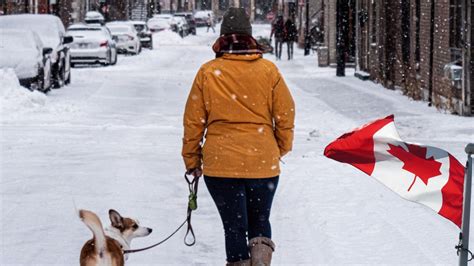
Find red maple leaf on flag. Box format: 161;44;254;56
387;143;442;191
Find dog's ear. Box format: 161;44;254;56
109;209;124;229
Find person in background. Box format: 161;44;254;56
270;15;285;60
182;7;295;266
207;13;216;33
284;17;298;60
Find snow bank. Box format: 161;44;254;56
0;69;79;121
153;30;190;46
0;68;47;113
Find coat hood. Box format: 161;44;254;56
220;53;262;61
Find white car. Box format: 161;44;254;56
128;21;153;49
152;14;173;21
106;22;141;54
0;29;53;92
147;18;171;32
172;16;189;37
84;11;105;26
0;14;73;88
67;24;118;66
194;10;215;27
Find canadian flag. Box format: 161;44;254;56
324;115;465;227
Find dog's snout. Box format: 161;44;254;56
148;228;153;233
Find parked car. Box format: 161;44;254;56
0;29;53;92
0;14;73;88
128;21;153;49
147;17;171;32
152;14;174;21
174;12;196;35
67;24;118;66
172;16;189;37
106;22;141;54
84;11;105;26
194;10;215;27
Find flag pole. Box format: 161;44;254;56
460;143;474;266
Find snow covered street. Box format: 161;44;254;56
1;24;474;265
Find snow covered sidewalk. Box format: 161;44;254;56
1;25;473;265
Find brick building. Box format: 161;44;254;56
1;0;50;15
318;0;473;115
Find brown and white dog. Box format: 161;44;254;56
79;209;153;266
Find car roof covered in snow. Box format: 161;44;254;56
85;11;104;20
106;23;136;34
153;14;173;20
0;29;42;50
128;20;147;25
194;10;213;18
68;23;102;30
0;14;65;30
0;14;65;48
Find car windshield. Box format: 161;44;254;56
67;30;105;39
108;26;130;34
133;25;145;32
68;27;101;32
148;19;169;26
85;11;104;20
153;15;172;20
0;32;35;50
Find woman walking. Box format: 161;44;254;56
270;15;285;60
284;18;298;60
182;7;295;266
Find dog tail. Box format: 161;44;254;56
79;209;107;254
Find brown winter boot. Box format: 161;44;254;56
226;259;251;266
249;237;275;266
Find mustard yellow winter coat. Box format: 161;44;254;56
182;53;295;178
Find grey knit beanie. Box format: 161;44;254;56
220;7;252;36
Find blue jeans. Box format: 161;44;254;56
204;175;279;263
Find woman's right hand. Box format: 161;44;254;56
186;168;203;178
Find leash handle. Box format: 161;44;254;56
184;207;196;246
184;173;199;246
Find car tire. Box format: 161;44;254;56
44;66;52;92
111;51;117;65
36;67;50;93
102;50;111;66
65;67;71;85
53;63;65;89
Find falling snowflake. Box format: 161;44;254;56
268;182;275;191
258;127;264;133
214;69;222;76
231;94;237;100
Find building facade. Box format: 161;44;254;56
319;0;472;115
